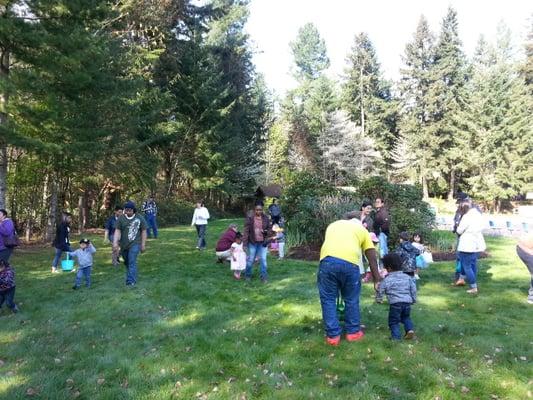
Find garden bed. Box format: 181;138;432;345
288;245;489;262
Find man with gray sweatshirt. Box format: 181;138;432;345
377;253;417;340
69;238;96;289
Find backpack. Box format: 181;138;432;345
3;230;20;248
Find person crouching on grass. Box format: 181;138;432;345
377;253;417;341
69;238;96;290
0;259;18;313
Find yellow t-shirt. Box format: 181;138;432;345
319;219;374;265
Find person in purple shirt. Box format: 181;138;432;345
0;209;17;262
215;223;238;263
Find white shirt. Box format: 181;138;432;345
191;207;210;226
456;208;486;253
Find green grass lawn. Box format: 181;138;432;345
1;219;532;399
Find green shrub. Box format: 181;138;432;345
282;173;435;250
356;176;435;246
156;198;194;227
427;230;457;253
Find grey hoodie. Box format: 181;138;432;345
377;271;417;304
68;244;96;269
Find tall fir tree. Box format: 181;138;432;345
283;23;336;174
342;32;397;172
428;7;469;199
464;26;532;209
395;15;436;198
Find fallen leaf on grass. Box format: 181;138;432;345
520;356;527;361
0;359;4;367
461;386;470;394
26;387;38;396
72;390;81;398
227;377;236;383
97;378;105;385
66;378;74;387
384;357;392;363
121;379;129;388
54;358;61;364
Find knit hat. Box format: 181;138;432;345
124;200;136;210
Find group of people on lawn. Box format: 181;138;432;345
1;191;532;344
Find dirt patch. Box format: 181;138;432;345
431;251;489;262
288;244;321;262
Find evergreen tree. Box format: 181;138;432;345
465;26;532;209
395;15;436;198
289;23;330;81
283;23;336;174
428;7;469;199
342;32;396;171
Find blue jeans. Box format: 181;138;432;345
146;214;158;238
195;224;207;249
389;302;414;340
245;243;268;279
378;233;388;258
74;266;92;287
317;256;361;338
52;246;72;268
0;287;16;309
122;244;140;285
458;251;479;288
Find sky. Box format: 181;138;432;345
245;0;532;96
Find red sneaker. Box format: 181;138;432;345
326;336;341;346
346;331;365;342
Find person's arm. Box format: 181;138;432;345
141;229;147;252
88;243;96;254
205;208;210;220
230;244;237;261
112;228;121;251
410;279;417;304
364;248;381;290
191;210;197;226
242;217;250;247
0;219;13;236
455;212;469;235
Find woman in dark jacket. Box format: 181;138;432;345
243;201;273;283
51;212;72;273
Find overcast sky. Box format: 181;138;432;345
245;0;532;96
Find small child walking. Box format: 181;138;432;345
412;232;425;280
272;224;285;260
395;231;421;278
377;253;417;341
69;238;96;289
230;233;246;280
0;259;18;313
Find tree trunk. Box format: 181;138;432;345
359;66;365;136
447;170;455;201
45;176;58;242
0;47;9;209
422;176;429;200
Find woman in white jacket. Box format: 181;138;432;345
191;202;210;250
456;202;486;294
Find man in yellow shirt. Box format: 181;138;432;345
318;212;380;345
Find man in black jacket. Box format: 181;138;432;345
51;212;72;273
